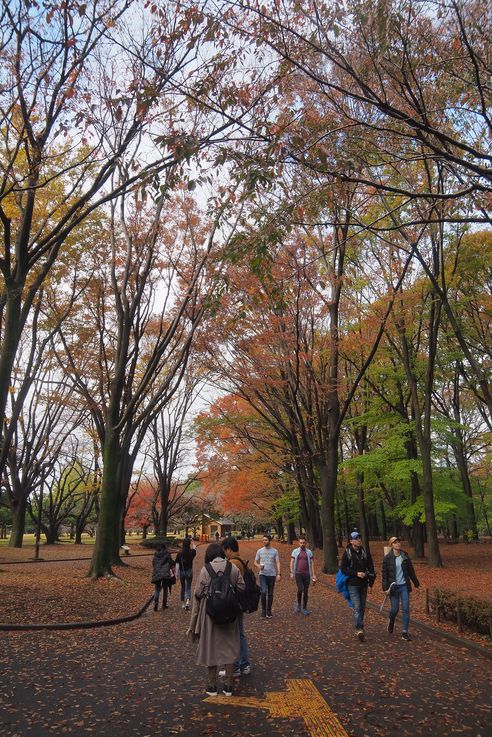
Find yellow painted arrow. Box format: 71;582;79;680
205;678;349;737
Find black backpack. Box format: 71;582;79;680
232;557;261;614
205;561;242;625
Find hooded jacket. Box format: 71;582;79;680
151;548;174;583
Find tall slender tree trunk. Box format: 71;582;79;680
318;440;339;573
453;440;477;541
405;435;425;557
356;471;370;553
451;366;478;540
398;314;442;567
417;431;443;567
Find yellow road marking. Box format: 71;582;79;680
205;678;349;737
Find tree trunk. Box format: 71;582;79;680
356;471;370;553
43;525;59;545
9;494;27;548
276;516;284;540
0;291;23;477
398;313;442;568
451;370;478;541
379;499;387;541
287;521;296;544
419;432;443;567
318;443;339;573
88;429;122;579
158;483;170;536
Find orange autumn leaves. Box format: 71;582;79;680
195;395;277;517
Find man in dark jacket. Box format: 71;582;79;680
340;531;375;642
382;536;420;641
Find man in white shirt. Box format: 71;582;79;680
254;534;281;618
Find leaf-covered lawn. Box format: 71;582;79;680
0;545;154;625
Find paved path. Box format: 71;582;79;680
1;541;491;737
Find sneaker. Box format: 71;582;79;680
302;609;311;616
266;612;273;618
232;668;241;678
223;684;233;697
241;665;251;675
181;604;186;609
356;629;365;642
387;619;394;634
205;685;218;696
218;668;226;677
294;603;301;613
401;632;411;641
260;610;266;619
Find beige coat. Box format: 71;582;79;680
192;557;245;667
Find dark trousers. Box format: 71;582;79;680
260;575;276;614
295;573;310;608
154;579;170;608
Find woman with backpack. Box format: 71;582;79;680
187;542;245;697
151;543;175;611
175;536;197;611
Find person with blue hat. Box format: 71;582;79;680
340;531;375;642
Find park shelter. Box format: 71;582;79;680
200;514;234;541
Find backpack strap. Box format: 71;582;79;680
205;563;218;580
206;561;232;576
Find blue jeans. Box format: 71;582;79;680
259;574;276;614
180;569;193;601
347;584;368;630
389;584;410;632
234;612;250;670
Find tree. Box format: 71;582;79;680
0;0;246;490
3;359;86;547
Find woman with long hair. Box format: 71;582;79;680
175;536;196;611
187;542;245;697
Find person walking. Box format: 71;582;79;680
290;536;316;615
187;542;245;697
382;536;420;641
151;543;174;611
175;536;197;611
254;534;281;619
340;531;375;642
222;536;252;677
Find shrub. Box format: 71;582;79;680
139;535;175;549
429;588;492;637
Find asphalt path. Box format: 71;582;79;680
1;541;491;737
